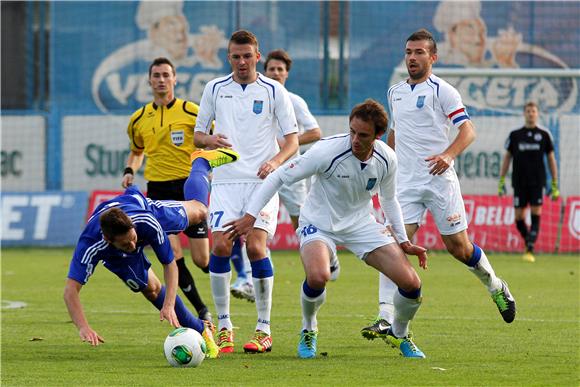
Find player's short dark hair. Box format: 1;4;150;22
264;49;292;72
407;29;438;54
229;29;259;51
100;208;134;241
349;99;389;136
524;101;538;111
149;57;176;77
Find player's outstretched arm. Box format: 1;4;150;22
63;278;104;346
160;262;180;328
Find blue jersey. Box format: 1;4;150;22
68;186;188;285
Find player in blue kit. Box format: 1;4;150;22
63;149;238;355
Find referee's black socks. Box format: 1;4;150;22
176;258;206;314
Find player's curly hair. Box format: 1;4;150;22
349;99;388;136
100;208;134;241
407;28;438;54
229;29;259;51
264;49;292;72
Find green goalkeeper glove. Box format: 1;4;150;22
498;176;506;197
550;180;560;201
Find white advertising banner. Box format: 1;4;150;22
62;115;147;191
1;116;46;191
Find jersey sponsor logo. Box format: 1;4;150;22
518;142;541;151
171;130;185;146
253;100;264;114
365;178;377;190
416;95;426;108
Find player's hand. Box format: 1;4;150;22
425;153;453;175
400;241;428;269
498;176;507;197
550;180;560;201
121;173;134;188
223;214;256;241
205;133;232;150
160;307;180;328
79;326;105;346
257;159;280;179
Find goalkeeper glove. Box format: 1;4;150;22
550;180;560;201
498;176;506;197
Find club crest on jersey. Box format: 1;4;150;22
365;178;377;190
253;100;263;114
171;130;184;146
416;95;426;108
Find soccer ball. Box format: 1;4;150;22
163;327;206;368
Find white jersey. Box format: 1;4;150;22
277;92;319;158
387;73;470;187
247;134;407;241
195;72;298;184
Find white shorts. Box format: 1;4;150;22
209;182;279;238
278;179;307;217
297;217;396;261
398;173;468;235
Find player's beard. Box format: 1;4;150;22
408;66;427;80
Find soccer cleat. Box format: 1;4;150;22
385;329;425;359
491;279;516;323
243;330;272;353
198;307;213;323
230;278;255;303
522;251;535;263
190;148;239;169
216;328;234;354
329;256;340;281
297;330;318;359
361;317;391;340
202;321;219;359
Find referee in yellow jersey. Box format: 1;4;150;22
122;57;211;322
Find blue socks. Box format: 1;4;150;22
302;279;325;298
209;254;231;273
184;159;211;206
230;239;247;279
151;286;204;334
250;257;273;278
466;243;482;267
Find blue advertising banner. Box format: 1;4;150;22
51;1;321;114
1;192;88;246
349;1;580;114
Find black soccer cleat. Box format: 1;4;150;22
360;317;391;340
491;279;516;323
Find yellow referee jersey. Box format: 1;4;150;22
127;98;199;182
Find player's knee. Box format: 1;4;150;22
212;236;232;257
142;281;161;302
245;240;267;260
188;205;207;225
447;243;472;262
307;274;328;289
397;269;421;293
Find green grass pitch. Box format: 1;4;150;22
2;248;579;386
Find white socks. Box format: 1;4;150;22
210;271;232;331
253;276;273;334
301;288;326;332
378;273;397;323
392;290;422;338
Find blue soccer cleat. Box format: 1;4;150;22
297;330;318;359
385;329;425;359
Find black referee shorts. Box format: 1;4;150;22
513;185;544;208
147;179;208;239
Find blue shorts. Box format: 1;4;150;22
103;254;152;292
146;199;189;235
